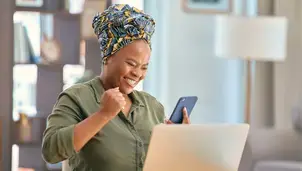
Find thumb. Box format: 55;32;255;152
165;119;174;124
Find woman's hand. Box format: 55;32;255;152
98;87;126;121
165;107;191;124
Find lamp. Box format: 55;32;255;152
214;15;288;123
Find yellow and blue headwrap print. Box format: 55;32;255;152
92;4;156;62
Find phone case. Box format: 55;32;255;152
169;96;198;123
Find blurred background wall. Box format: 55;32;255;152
2;0;302;170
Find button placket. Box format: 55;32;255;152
132;131;145;171
123;119;145;171
119;104;146;171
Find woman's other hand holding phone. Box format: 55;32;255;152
165;107;190;124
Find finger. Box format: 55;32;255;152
119;98;126;107
183;107;188;116
121;99;126;105
182;116;190;124
165;120;174;124
182;107;190;124
115;92;124;98
111;87;120;92
121;103;126;110
116;97;125;104
110;87;119;90
107;88;120;95
110;88;123;96
116;95;126;102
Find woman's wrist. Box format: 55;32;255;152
95;109;113;124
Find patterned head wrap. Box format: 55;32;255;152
92;4;156;62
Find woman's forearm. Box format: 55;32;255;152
73;111;111;152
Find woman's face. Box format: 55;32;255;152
104;39;151;94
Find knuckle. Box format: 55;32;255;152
105;91;111;96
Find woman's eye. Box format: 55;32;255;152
126;62;136;66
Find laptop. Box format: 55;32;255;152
143;124;249;171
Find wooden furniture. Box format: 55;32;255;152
0;0;14;170
0;118;2;169
2;0;81;170
0;0;109;170
15;15;80;171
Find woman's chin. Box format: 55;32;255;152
119;80;136;94
119;86;134;94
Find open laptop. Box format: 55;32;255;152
143;124;249;171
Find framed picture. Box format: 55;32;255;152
16;0;43;7
81;0;107;39
182;0;233;14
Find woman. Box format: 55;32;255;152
42;4;190;171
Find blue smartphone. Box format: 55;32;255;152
169;96;198;123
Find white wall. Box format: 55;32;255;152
274;0;302;129
144;0;245;124
143;0;302;128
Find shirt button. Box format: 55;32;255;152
139;162;143;168
139;142;143;147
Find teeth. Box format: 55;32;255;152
126;78;136;86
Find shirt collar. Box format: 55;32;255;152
90;76;105;104
129;91;145;107
90;76;145;107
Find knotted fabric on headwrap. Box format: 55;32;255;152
92;4;156;61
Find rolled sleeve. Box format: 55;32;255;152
42;93;81;164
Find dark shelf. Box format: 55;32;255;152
18;145;45;169
15;141;42;146
14;62;65;68
10;0;83;170
14;7;78;17
14;62;36;65
15;6;59;13
12;116;46;147
15;0;65;14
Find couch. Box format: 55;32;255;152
239;105;302;171
239;128;302;171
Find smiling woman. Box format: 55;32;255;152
41;4;189;171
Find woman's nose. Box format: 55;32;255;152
131;68;142;78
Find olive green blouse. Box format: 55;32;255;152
42;76;165;171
